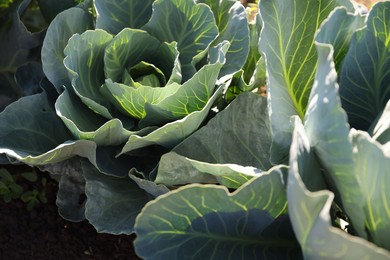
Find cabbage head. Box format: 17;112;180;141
0;0;251;233
41;0;252;152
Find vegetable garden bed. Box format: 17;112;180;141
1;0;389;259
0;165;139;259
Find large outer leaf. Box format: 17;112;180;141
258;0;353;164
304;32;390;248
0;92;96;165
14;62;44;96
156;152;260;189
40;158;86;222
351;130;390;250
305;43;366;237
339;2;390;131
82;159;151;235
142;0;218;80
155;92;272;189
134;166;302;259
56;173;85;221
289;117;326;192
89;145;165;179
287;122;390;259
168;92;272;170
94;0;154;34
128;172;170;198
41;6;93;91
316;7;366;72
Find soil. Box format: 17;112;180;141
0;165;141;260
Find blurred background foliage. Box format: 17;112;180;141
0;0;85;112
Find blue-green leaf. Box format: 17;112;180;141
55;88;138;146
299;32;390;250
104;80;181;122
289;117;326;192
94;0;154;34
88;145;164;178
128;172;170;198
142;0;219;80
41;6;93;91
157;152;260;189
40;158;86;222
339;2;390;131
305;31;390;253
316;7;366;72
135;166;302;259
118;41;229;152
351;130;390;250
258;0;353;164
198;0;250;76
14;62;44;97
64;29;114;119
101;28;183;121
103;28;162;84
83;160;151;235
0;92;96;165
170;92;272;170
288;124;390;259
371;100;390;144
155;92;272;189
305;43;366;238
140;62;223;128
120;83;224;153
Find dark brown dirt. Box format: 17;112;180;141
0;165;141;260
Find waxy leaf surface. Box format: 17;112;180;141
304;43;366;237
156;92;272;188
0;92;96;165
258;0;353;163
339;2;390;130
288;122;390;259
83;160;151;235
142;0;218;80
135;166;302;259
95;0;154;34
42;6;93;91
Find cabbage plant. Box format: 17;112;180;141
134;1;390;259
2;0;389;258
0;0;253;233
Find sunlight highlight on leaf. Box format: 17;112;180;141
258;0;354;163
135;167;302;259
